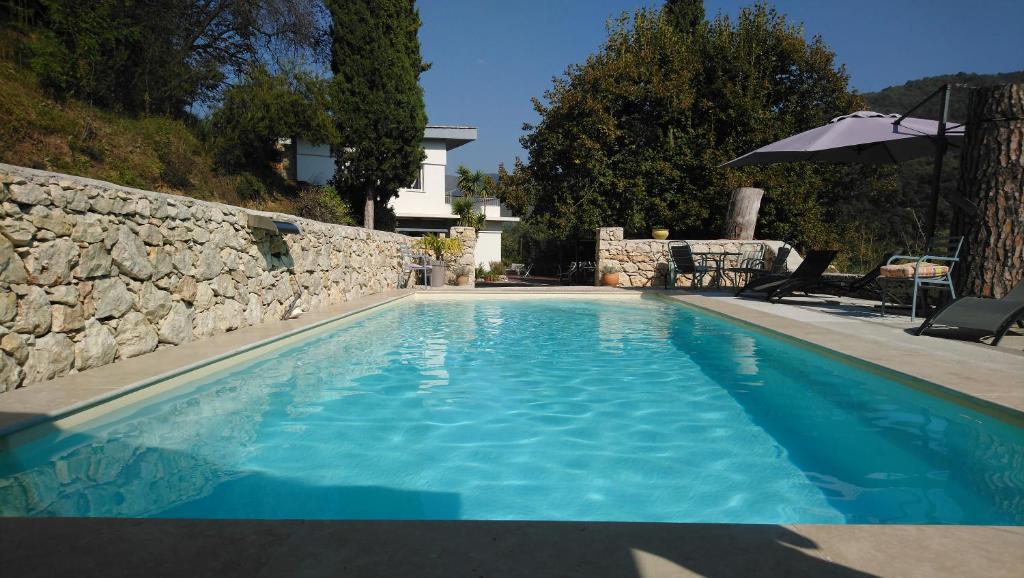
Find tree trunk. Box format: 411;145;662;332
952;83;1024;298
364;191;375;230
723;187;764;240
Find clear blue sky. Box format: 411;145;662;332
418;0;1024;173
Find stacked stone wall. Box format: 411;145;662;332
446;226;477;286
594;227;800;288
0;164;414;391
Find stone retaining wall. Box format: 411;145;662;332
447;226;477;286
0;164;415;391
595;227;801;288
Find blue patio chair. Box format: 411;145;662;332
879;236;963;321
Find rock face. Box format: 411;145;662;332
111;227;154;280
93;278;134;319
75;319;117;370
0;235;28;283
21;333;74;384
1;163;412;390
13;287;51;336
115;312;159;358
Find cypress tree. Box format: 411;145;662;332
325;0;428;229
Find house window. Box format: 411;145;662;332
410;166;424;190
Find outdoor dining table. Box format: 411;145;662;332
693;251;743;288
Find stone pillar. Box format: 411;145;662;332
449;226;477;287
595;227;624;286
723;187;763;240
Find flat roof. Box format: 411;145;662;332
424;126;477;150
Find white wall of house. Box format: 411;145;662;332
476;229;503;268
390;140;449;217
293;127;519;270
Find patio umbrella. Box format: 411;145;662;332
721;111;964;167
722;102;973;239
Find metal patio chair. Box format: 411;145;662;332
400;246;432;288
879;236;963;321
666;241;712;289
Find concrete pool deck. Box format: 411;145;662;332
1;286;1023;577
2;518;1023;578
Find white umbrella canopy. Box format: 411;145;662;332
722;111;964;167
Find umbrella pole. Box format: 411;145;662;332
925;84;951;241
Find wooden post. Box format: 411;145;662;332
364;191;375;230
723;187;764;240
952;83;1024;298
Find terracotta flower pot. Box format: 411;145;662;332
456;275;471;286
601;272;620;286
652;228;669;240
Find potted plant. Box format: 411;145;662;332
419;234;464;287
651;226;669;240
600;263;621;286
455;265;473;286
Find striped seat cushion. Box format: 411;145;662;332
880;263;950;279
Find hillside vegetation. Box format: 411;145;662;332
860;71;1024;122
0;61;299;213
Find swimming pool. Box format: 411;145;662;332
1;296;1022;524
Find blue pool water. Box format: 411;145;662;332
1;297;1022;524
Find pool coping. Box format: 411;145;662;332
1;518;1022;577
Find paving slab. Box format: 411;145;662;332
1;518;1021;578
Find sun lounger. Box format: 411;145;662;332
915;281;1024;346
735;249;838;301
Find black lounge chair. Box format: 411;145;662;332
735;249;838;302
915;281;1024;346
812;250;901;298
730;243;793;294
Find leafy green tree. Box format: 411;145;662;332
325;0;428;230
209;67;336;174
295;184;356;225
22;0;327;116
664;0;704;35
493;159;538;218
521;3;862;248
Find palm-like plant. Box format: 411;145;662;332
453;165;492;230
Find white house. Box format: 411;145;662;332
291;126;519;267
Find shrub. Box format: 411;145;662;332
295;185;356;225
420;234;464;262
488;261;506;276
235;173;268;203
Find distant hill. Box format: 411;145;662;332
859;71;1024;123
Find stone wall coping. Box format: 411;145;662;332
0;162;409;243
